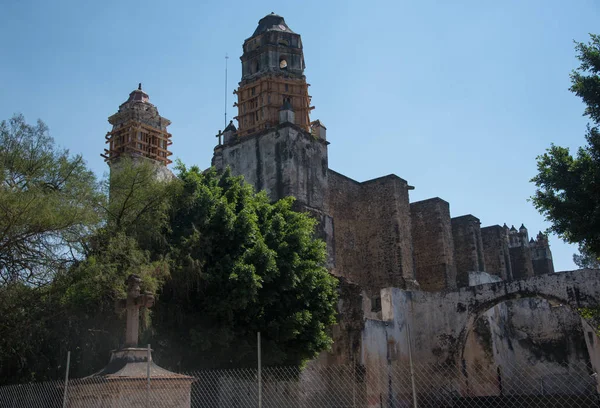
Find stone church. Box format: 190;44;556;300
103;13;600;397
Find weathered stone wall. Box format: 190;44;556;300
327;170;415;290
320;278;364;366
410;198;456;291
357;269;600;399
531;245;555;276
481;225;512;281
582;318;600;393
451;215;486;287
462;272;593;396
509;245;534;280
214;124;329;211
366;269;600;365
532;257;554;276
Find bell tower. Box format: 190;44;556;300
213;13;332;266
234;13;313;137
103;84;173;166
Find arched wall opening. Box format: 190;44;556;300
458;293;598;397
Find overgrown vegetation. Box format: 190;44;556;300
0;115;338;384
531;34;600;265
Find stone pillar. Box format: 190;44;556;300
451;215;486;287
481;225;512;281
279;101;295;124
410;198;457;291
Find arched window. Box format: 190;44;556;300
279;56;288;70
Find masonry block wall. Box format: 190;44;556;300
532;256;554;276
481;225;512;281
451;215;486;287
213;124;329;210
510;245;534;280
410;198;457;291
531;238;555;276
327;170;415;291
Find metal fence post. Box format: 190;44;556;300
62;351;71;408
147;344;152;408
406;324;418;408
352;362;356;408
257;332;262;408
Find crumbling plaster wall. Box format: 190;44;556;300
462;272;593;396
358;269;600;396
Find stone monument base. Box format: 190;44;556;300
67;348;194;408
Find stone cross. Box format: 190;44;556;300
116;274;155;348
215;129;223;146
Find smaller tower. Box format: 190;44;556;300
507;222;534;279
531;232;554;275
223;120;238;144
103;84;172;166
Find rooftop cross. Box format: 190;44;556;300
216;129;223;146
116;274;155;348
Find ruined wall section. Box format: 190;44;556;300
317;277;364;366
451;215;486;288
328;170;415;291
410;198;457;291
481;225;512;281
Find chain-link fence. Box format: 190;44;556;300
0;360;598;407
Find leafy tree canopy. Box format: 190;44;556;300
573;243;600;269
0;133;338;383
154;164;338;369
531;34;600;258
0;114;102;285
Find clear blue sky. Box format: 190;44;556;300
1;0;598;272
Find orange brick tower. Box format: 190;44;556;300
103;84;173;166
234;13;314;137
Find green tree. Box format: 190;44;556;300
0;147;338;382
573;243;600;269
531;34;600;257
0;153;172;384
0;114;101;285
0;232;169;385
103;157;175;249
153;165;338;369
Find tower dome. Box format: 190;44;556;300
252;13;295;36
